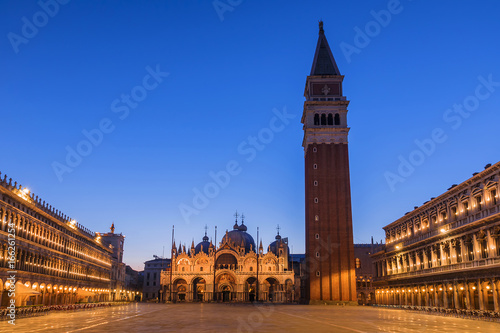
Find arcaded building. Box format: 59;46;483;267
161;217;295;302
302;21;356;303
372;162;500;312
0;172;134;306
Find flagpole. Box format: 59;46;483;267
169;225;174;302
256;226;259;302
212;226;217;302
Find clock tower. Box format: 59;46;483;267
302;22;356;303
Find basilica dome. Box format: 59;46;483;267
195;234;210;255
269;234;289;257
221;222;255;254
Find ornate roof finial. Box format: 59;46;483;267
233;210;239;229
110;223;115;234
319;20;324;34
203;224;209;241
241;213;245;224
277;224;281;236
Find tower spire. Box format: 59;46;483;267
310;21;340;76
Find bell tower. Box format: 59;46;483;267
302;21;356;303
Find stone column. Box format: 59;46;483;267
460;237;466;262
477;279;484;310
491;279;498;312
487;229;495;258
450;240;457;264
453;282;460;309
472;234;479;261
439;243;444;266
443;284;448;308
464;283;470;309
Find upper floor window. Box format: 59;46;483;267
491;189;498;205
314;114;319;125
475;196;483;210
451;206;457;217
440;212;446;221
463;201;469;216
355;258;361;269
334;113;340;125
327;113;333;125
321;114;326;125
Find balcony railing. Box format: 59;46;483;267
374;257;500;282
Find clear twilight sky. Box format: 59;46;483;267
2;1;500;271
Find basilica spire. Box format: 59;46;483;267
310;21;340;76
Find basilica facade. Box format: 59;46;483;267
160;217;295;303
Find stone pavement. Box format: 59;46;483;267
6;303;500;333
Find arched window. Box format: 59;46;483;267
327;113;333;125
334;113;340;125
321;114;326;125
249;266;253;271
314;114;319;125
355;258;361;269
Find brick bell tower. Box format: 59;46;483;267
302;21;356;303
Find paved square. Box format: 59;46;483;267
7;303;500;333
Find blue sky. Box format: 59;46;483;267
1;0;500;271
